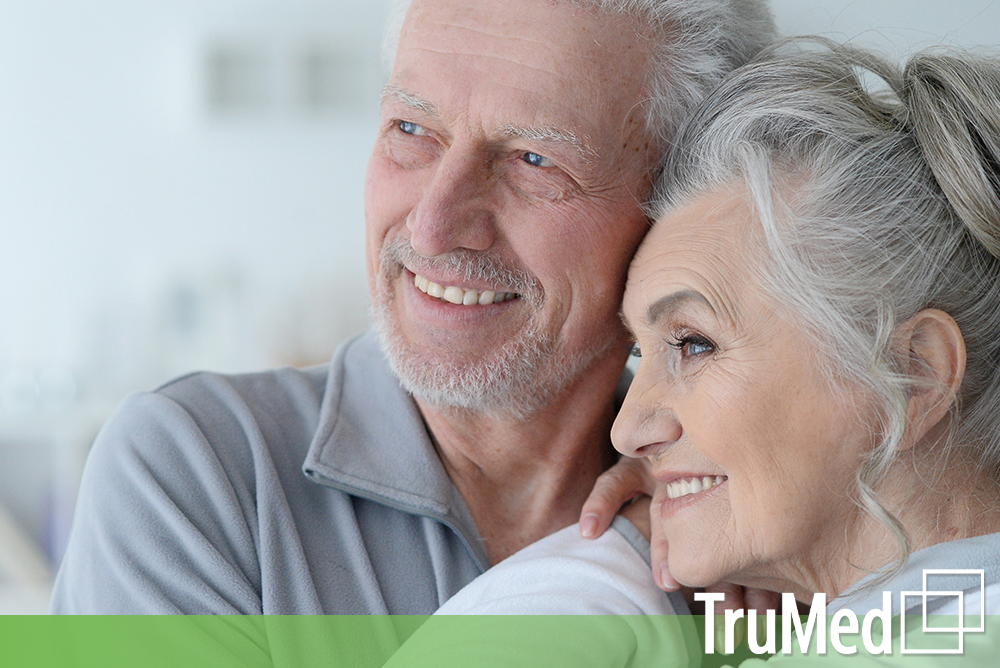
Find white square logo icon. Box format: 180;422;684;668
900;569;985;655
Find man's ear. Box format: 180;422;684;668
894;309;966;451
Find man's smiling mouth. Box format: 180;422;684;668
414;272;519;306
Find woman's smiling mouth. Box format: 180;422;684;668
664;475;727;500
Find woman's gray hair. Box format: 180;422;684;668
654;39;1000;581
380;0;776;166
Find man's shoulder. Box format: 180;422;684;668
129;330;390;456
53;331;488;614
152;363;330;431
53;363;342;614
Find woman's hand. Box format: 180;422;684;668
580;456;655;538
580;457;680;590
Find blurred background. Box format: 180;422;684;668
1;0;997;614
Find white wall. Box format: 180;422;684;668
1;0;391;408
0;0;393;601
772;0;1000;54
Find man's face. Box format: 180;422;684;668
365;0;654;417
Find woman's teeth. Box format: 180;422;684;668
414;273;518;306
665;475;726;500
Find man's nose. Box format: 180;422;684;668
611;367;683;460
406;144;497;257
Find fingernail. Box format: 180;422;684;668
580;514;598;538
659;564;679;591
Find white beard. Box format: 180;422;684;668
371;238;617;420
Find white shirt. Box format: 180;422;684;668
437;518;679;615
383;518;701;668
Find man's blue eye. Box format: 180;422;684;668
523;152;554;167
399;121;424;135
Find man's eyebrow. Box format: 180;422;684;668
646;290;714;325
379;86;597;161
380;84;438;116
499;123;598;162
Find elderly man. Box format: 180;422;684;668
52;0;775;615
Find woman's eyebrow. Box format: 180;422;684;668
618;307;636;340
646;289;714;326
618;288;713;337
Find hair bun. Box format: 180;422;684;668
903;53;1000;259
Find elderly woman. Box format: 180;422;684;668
612;39;1000;621
385;42;1000;664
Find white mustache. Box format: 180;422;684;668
381;238;543;307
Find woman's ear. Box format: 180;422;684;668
894;309;966;451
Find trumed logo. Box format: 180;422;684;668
901;569;985;655
696;568;987;656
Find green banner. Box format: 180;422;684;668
2;615;998;667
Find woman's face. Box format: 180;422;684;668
612;189;877;594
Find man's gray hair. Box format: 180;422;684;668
381;0;777;168
654;39;1000;580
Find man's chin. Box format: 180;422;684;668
374;322;556;420
372;316;616;423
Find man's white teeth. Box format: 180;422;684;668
414;274;516;306
666;475;726;500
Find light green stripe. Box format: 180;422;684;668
3;615;999;667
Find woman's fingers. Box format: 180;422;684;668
618;495;652;540
700;582;780;613
649;487;680;591
704;581;746;610
579;457;656;538
743;587;782;615
582;460;680;591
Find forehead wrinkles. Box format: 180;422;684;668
402;1;645;92
404;7;564;68
421;17;557;54
629;206;758;330
402;35;579;100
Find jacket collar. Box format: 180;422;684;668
302;330;489;571
832;531;1000;615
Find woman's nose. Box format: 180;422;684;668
611;367;683;460
406;144;497;257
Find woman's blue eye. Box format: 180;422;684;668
399;121;425;136
669;335;715;357
686;339;714;356
523;152;554;167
